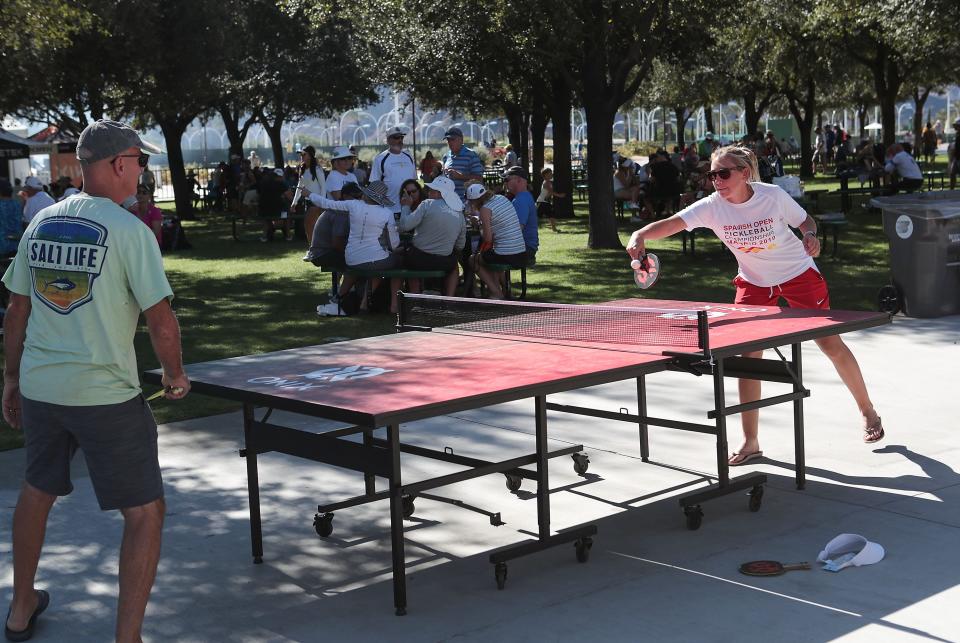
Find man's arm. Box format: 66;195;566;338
3;293;31;428
143;298;190;399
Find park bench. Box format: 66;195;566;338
477;264;528;300
228;211;304;241
812;212;848;258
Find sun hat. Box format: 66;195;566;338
75;119;164;164
425;175;464;211
23;176;44;190
360;181;395;207
817;533;885;572
386;126;406;138
330;146;355;161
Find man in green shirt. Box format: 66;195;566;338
2;120;189;643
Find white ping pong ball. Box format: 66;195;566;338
630;259;642;270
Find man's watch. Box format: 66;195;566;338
803;230;817;238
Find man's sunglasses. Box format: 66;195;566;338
112;152;150;168
705;167;739;181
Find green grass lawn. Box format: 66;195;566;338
0;173;900;451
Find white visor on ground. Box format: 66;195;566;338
817;533;885;570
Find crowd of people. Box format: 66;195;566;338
284;126;540;314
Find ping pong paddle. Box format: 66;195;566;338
146;387;184;401
738;560;811;576
630;253;660;289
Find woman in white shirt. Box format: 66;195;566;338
304;180;402;313
297;146;326;257
627;145;884;464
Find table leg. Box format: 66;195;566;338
242;403;264;564
713;358;729;487
637;376;650;461
534;396;550;540
363;430;376;495
387;423;408;615
792;344;806;490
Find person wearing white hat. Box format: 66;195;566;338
20;176;55;226
370;127;417;219
463;182;526;299
398;175;466;296
325;146;359;200
302;180;402;314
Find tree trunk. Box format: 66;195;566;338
548;78;574;219
583;98;620;248
742;88;773;139
157;116;194;219
674;106;690;150
856;105;868;137
219;105;257;159
530;100;547;196
786;78;817;179
520;111;531;170
504;104;523;153
703;105;715;135
262;112;286;167
912;87;930;154
870;44;902;150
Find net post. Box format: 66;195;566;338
396;291;408;332
697;311;710;355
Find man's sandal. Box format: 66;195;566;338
864;417;885;443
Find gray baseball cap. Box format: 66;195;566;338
76;119;164;164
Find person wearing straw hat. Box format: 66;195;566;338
303;180;402;314
399;175;466;297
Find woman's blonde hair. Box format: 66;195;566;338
711;144;760;182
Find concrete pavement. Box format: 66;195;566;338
1;313;958;642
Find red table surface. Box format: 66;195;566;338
163;299;889;425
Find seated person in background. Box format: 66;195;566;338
536;167;565;233
0;179;23;254
306;182;356;269
644;151;681;219
502;166;538;266
398;178;424;216
613;157;642;210
399;175;466;296
682;145;700;172
257;168;293;241
304;181;402;314
464;183;527;300
129;184;164;247
883;143;923;194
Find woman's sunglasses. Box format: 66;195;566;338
705;167;739;181
404;188;420;196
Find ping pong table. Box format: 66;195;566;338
145;294;890;615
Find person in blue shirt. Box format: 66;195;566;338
441;127;484;199
502;166;538;266
0;179;22;254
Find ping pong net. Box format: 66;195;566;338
397;293;709;352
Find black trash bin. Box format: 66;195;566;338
870;191;960;317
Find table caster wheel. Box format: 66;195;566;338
572;453;590;475
748;485;764;512
313;512;334;537
494;562;508;590
684;505;703;530
877;284;901;314
402;495;416;519
575;537;593;563
505;473;522;492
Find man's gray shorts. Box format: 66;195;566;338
20;394;163;511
